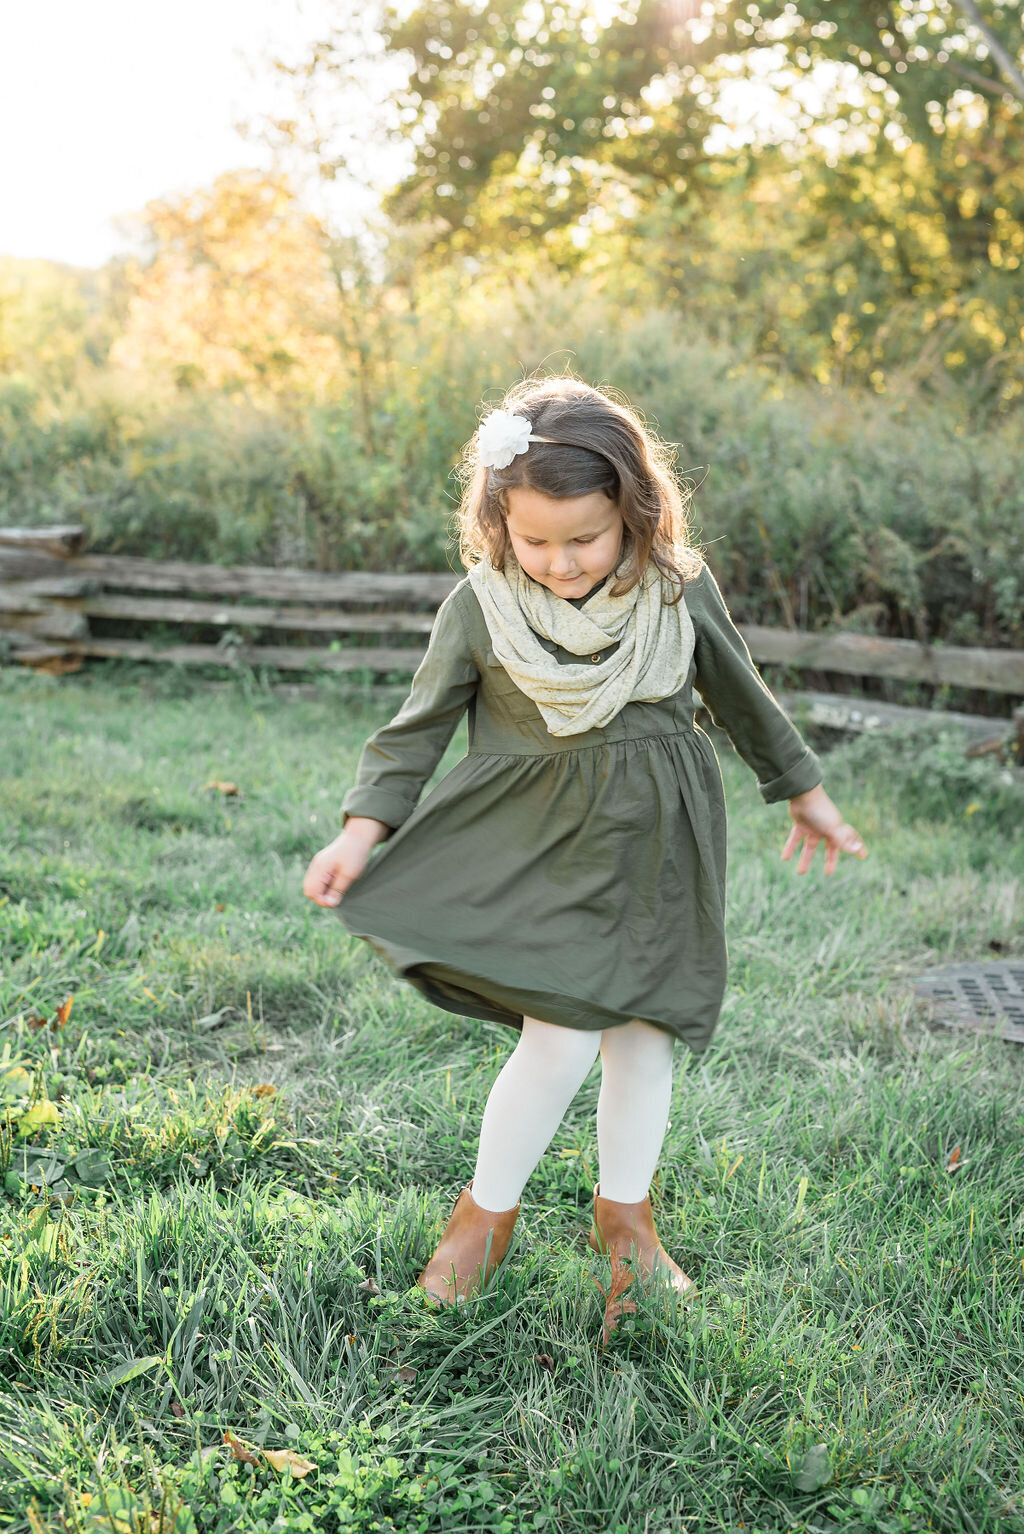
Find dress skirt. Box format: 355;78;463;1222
334;562;823;1053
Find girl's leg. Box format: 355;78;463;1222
596;1018;676;1203
471;1015;602;1212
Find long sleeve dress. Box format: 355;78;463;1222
333;559;822;1053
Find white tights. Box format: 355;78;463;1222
470;1015;676;1212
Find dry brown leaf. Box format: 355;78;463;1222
591;1250;638;1347
223;1429;260;1466
264;1449;316;1478
27;994;74;1032
387;1364;418;1385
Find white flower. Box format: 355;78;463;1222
476;408;534;469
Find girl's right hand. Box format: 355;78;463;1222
302;818;391;907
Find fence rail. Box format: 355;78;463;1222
2;527;1023;754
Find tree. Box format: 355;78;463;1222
110;170;340;396
356;1;720;263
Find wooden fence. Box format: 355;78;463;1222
2;524;1022;751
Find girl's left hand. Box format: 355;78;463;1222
782;784;867;875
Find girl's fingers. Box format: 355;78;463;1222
798;832;819;874
781;818;867;878
835;824;867;859
781;824;802;861
303;856;358;906
846;827;867;857
822;825;868;875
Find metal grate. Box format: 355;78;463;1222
913;961;1024;1044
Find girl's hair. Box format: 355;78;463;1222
456;376;704;604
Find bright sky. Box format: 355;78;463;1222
0;1;847;272
0;0;395;269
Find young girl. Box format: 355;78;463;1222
303;377;867;1310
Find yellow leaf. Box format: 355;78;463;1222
0;1066;33;1101
17;1100;62;1135
263;1449;316;1478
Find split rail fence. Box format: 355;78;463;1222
1;524;1022;751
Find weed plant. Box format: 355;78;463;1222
1;278;1022;650
0;662;1022;1533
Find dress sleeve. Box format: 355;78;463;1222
689;561;823;804
341;587;480;833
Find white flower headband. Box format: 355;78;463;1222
476;408;559;470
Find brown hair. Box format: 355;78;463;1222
455;376;704;604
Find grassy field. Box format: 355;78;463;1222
0;663;1022;1534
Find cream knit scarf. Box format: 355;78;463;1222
468;549;695;737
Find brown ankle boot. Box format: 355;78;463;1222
416;1180;520;1308
589;1182;694;1298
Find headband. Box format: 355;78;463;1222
476;408;560;470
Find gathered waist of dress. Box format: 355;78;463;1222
468;702;702;757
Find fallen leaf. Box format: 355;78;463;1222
17;1100;62;1135
263;1449;316;1478
10;1148;65;1184
71;1148;113;1187
793;1442;832;1493
0;1066;34;1100
591;1250;638;1346
385;1364;418;1385
223;1430;260;1467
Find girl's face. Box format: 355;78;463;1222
504;486;624;599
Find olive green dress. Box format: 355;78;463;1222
335;560;822;1053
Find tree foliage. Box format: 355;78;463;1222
110;170;341;396
346;0;1023;404
380;0;720;260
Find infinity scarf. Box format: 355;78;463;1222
467;549;695;737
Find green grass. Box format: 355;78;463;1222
0;661;1022;1534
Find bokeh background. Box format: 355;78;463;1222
2;0;1022;650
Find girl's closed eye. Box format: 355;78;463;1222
523;534;598;545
